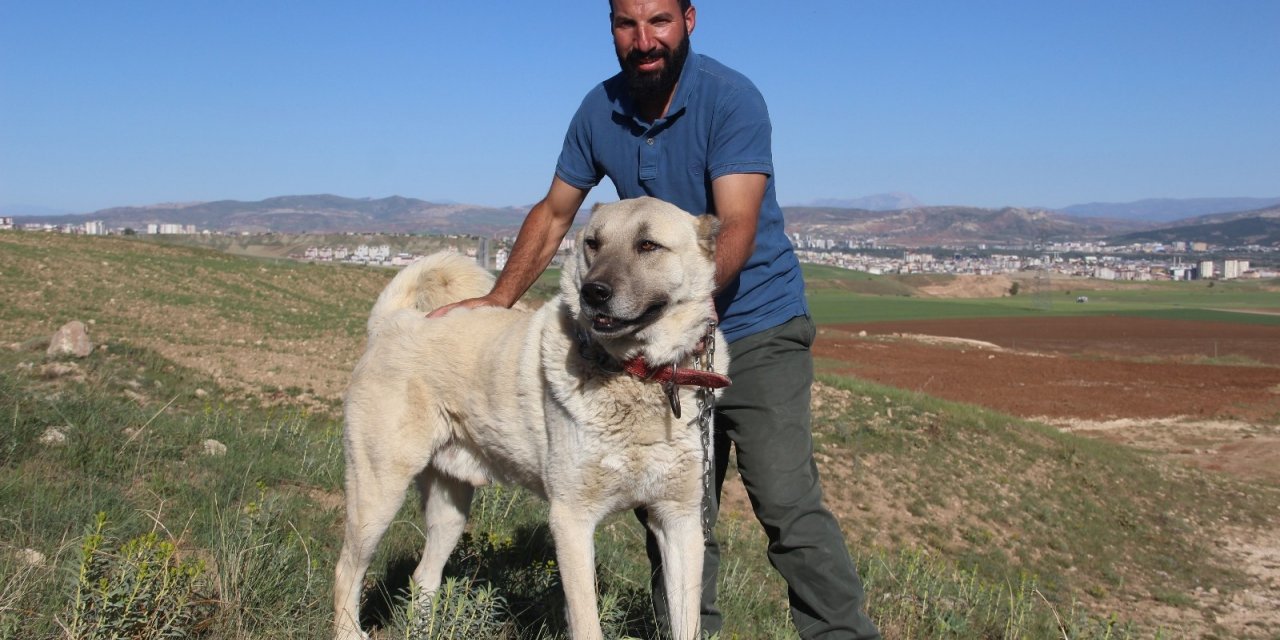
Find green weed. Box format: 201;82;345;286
63;512;209;640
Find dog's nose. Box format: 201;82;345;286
580;282;612;306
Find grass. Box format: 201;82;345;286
3;345;1220;637
2;230;1278;638
807;375;1275;607
0;341;342;638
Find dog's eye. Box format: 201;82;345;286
584;238;599;251
637;240;661;253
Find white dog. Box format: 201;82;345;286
334;197;730;640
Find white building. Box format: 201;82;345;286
1223;259;1250;279
0;216;13;230
83;220;106;235
146;223;196;234
1198;260;1214;279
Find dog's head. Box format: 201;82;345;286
561;197;719;363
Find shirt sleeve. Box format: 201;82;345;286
707;84;774;180
554;94;604;190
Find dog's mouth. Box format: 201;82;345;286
586;301;667;336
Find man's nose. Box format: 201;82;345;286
635;24;656;51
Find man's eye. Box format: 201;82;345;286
637;240;661;252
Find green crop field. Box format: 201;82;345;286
802;265;1280;325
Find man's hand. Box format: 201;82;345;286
426;294;506;319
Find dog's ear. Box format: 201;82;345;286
590;202;605;213
696;214;719;258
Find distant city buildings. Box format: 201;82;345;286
5;220;202;235
795;248;1270;281
787;229;1275;281
299;242;497;270
146;223;198;234
1223;259;1250;279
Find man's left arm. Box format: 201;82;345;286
709;172;766;292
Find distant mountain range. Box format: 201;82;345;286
11;194;1280;248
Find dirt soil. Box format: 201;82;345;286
805;315;1280;636
819;316;1280;427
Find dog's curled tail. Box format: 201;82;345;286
366;252;496;336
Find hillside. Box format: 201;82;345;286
1109;209;1280;247
783;205;1140;245
2;231;1278;638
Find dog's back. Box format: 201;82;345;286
366;252;495;336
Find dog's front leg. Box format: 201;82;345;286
548;502;604;640
650;511;704;640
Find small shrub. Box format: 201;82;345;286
63;512;209;639
392;577;507;639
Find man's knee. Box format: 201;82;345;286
742;457;826;518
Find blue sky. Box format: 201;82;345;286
2;1;1278;214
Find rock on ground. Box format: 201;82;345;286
46;320;92;358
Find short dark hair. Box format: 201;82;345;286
609;0;692;15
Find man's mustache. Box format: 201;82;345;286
626;47;669;68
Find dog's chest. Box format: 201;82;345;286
569;393;703;505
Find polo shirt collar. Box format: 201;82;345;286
612;48;702;125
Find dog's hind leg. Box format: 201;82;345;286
333;462;418;640
649;510;704;640
411;470;473;592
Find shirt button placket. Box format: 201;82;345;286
639;131;659;182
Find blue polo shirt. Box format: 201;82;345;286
555;51;808;343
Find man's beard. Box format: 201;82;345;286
618;35;690;104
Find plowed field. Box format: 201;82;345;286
818;315;1280;483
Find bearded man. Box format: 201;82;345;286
434;1;880;637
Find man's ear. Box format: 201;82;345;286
696;214;719;258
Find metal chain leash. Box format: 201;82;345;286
693;320;718;544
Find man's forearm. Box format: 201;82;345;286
488;200;576;307
714;219;755;293
710;173;766;293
